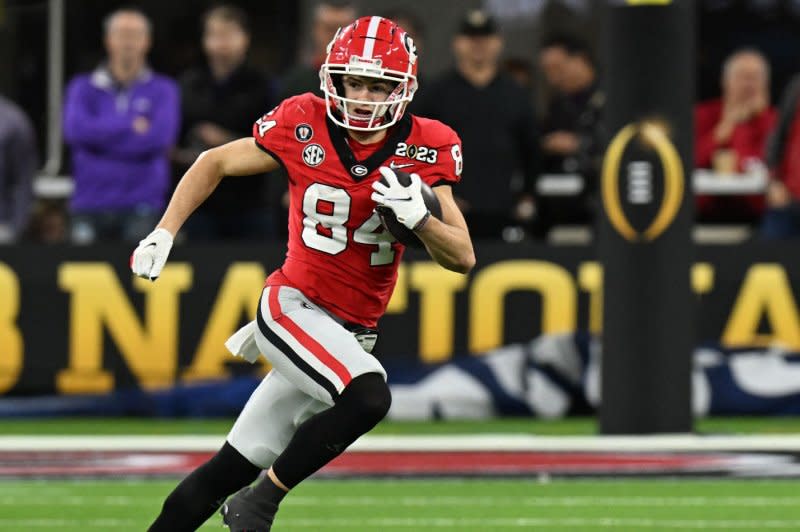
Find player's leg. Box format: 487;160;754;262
227;369;328;468
148;369;324;531
221;286;390;531
269;370;390;482
147;441;259;532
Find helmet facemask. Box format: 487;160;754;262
321;64;417;132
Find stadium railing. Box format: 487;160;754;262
537;165;768;245
33;166;768;245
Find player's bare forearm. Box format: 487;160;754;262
416;216;475;273
157;138;279;235
416;185;475;274
156;149;223;235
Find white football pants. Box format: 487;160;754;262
227;285;386;468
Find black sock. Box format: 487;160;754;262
251;475;288;506
270;372;391;489
148;442;260;532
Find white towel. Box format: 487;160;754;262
225;320;262;363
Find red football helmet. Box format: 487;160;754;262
320;16;418;131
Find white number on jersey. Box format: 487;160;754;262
257;119;276;136
256;108;277;136
450;144;463;176
301;183;350;254
353;211;396;266
301;183;396;266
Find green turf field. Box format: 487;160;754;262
3;418;800;530
2;478;800;531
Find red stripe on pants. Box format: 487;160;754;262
268;287;353;387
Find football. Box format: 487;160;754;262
376;170;442;248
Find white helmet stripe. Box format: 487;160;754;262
361;16;382;59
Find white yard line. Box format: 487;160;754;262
4;433;800;451
284;495;800;507
253;517;800;529
2;517;800;529
0;495;158;505
3;494;800;507
0;519;138;527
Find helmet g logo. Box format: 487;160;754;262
601;121;684;242
402;33;417;65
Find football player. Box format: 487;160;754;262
133;16;474;532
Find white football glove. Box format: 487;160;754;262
130;228;174;281
371;166;429;230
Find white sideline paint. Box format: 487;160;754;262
4;433;800;452
214;517;800;529
0;518;138;528
1;517;799;529
4;494;800;507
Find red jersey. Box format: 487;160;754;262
253;93;462;327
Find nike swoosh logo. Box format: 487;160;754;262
389;161;415;170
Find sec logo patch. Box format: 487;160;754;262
302;144;325;167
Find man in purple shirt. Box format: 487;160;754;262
63;7;179;243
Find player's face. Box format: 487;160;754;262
341;75;395;120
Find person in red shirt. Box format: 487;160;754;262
762;74;800;238
694;48;777;222
132;16;475;532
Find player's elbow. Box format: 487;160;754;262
461;250;477;273
450;249;476;274
196;147;219;168
195;148;225;178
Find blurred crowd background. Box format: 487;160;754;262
3;0;800;246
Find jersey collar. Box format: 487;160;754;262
326;114;413;182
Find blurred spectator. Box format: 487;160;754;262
536;33;604;231
386;8;426;116
762;72;800;238
23;200;68;244
278;0;356;100
174;5;276;240
271;1;356;238
504;57;535;91
63;8;179;244
414;9;540;240
0;94;37;244
695;48;776;223
538;33;604;178
382;8;425;53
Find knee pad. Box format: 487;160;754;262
339;372;392;423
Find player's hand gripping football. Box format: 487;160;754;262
130;228;174;281
371;166;430;230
